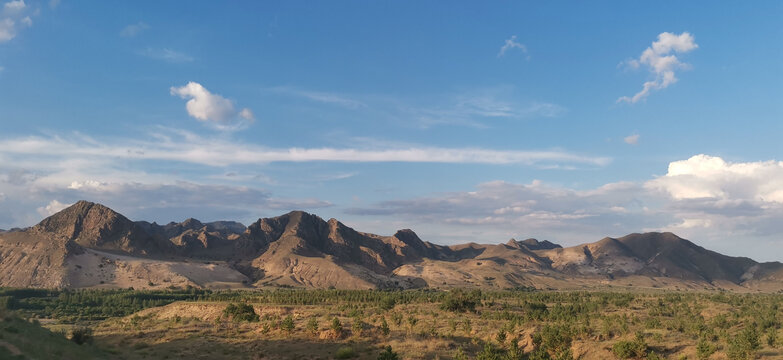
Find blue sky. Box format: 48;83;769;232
1;1;782;260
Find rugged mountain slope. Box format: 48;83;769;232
32;200;160;255
1;200;782;291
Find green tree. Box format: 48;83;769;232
70;326;93;345
380;317;390;336
611;332;647;359
378;345;399;360
331;317;343;334
696;337;715;360
281;314;295;333
306;317;319;334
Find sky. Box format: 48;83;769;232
1;1;782;260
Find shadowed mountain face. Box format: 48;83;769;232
0;201;782;291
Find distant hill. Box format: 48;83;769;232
0;200;781;291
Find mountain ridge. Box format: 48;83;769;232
0;200;781;292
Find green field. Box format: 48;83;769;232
0;288;781;359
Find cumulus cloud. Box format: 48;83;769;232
37;199;70;217
170;82;254;129
498;35;528;58
120;21;149;37
618;32;698;103
646;154;783;203
624;134;640;145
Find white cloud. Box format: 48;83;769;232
0;17;16;42
37;199;70;217
0;0;32;43
170;82;254;128
624;134;640;145
3;0;25;13
48;0;59;9
618;32;698;103
238;108;254;120
498;35;527;58
646;154;783;203
141;48;193;63
120;21;149;37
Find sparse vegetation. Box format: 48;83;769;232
69;326;93;345
378;345;398;360
222;303;259;322
335;346;356;359
1;287;782;359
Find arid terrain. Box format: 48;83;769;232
1;288;782;359
2;201;783;359
1;201;783;292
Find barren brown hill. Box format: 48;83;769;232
1;200;782;291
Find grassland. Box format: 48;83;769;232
1;288;782;359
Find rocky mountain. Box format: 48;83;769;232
0;200;781;291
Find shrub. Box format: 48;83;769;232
379;296;396;311
767;327;778;347
377;345;398;360
476;342;503;360
281;315;295;332
352;319;365;336
496;329;507;344
306;317;318;334
335;346;356;359
696;337;715;360
70;326;93;345
611;332;647;359
533;324;574;358
727;326;760;360
222;303;259;322
380;317;390;336
441;290;478;313
331;317;343;333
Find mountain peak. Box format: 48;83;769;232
508;238;562;250
33;200;157;255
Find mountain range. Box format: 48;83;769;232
1;200;781;292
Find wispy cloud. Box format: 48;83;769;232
618;32;698;103
624;134;639;145
120;21;149;37
270;85;563;129
497;35;528;58
0;129;610;167
141;48;194;63
270;86;366;109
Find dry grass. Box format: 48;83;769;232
63;292;783;360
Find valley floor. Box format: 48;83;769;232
1;288;783;359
